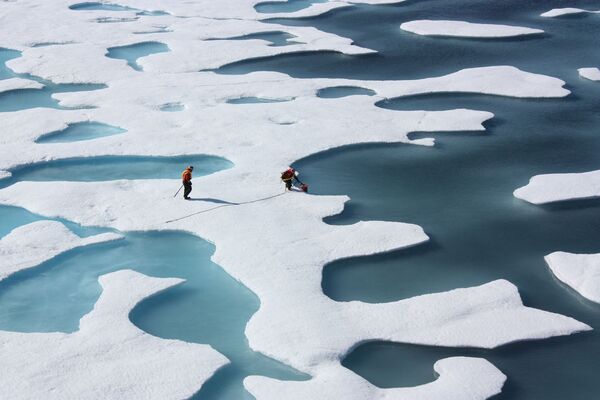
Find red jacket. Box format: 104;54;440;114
182;168;192;182
281;168;295;181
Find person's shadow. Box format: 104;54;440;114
187;197;239;205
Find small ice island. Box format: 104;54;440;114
400;20;544;38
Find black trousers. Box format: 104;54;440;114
183;181;192;198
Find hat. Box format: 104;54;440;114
188;165;194;170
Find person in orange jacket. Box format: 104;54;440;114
281;167;308;192
182;165;193;199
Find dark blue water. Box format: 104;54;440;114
35;121;126;143
106;42;170;71
221;0;600;398
219;0;600;80
0;155;232;189
255;0;327;14
317;85;375;98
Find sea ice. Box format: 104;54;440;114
541;8;600;18
0;220;121;281
246;357;506;400
545;252;600;304
578;67;600;81
514;169;600;204
400;20;544;38
0;77;43;94
0;1;590;398
0;181;590;373
0;270;228;399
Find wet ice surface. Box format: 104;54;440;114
0;155;231;189
0;231;307;398
1;0;600;399
35;121;126;143
209;31;301;47
0;48;105;111
316;85;375;98
255;0;328;14
105;42;170;71
159;102;185;111
226;96;293;104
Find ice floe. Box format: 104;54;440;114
0;181;590;371
0;269;228;399
400;20;544;38
0;220;121;281
246;357;506;400
578;67;600;81
0;66;568;174
541;8;600;18
0;77;43;94
514;169;600;204
545;252;600;304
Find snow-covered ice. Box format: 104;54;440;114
0;66;568;173
545;252;600;304
0;181;591;373
0;269;228;399
0;77;43;94
400;20;544;38
246;357;506;400
579;67;600;81
514;169;600;204
0;220;121;281
541;8;600;18
0;0;591;398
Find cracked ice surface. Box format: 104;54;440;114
514;169;600;204
400;20;543;38
545;252;600;304
0;220;122;281
0;0;590;398
0;269;228;399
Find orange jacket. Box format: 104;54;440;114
182;168;192;182
281;168;295;181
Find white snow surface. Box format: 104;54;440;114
0;181;591;373
400;20;543;38
541;8;600;17
514;169;600;204
246;357;506;400
0;220;122;281
0;0;588;398
578;67;600;81
546;252;600;304
0;270;228;399
0;77;43;94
